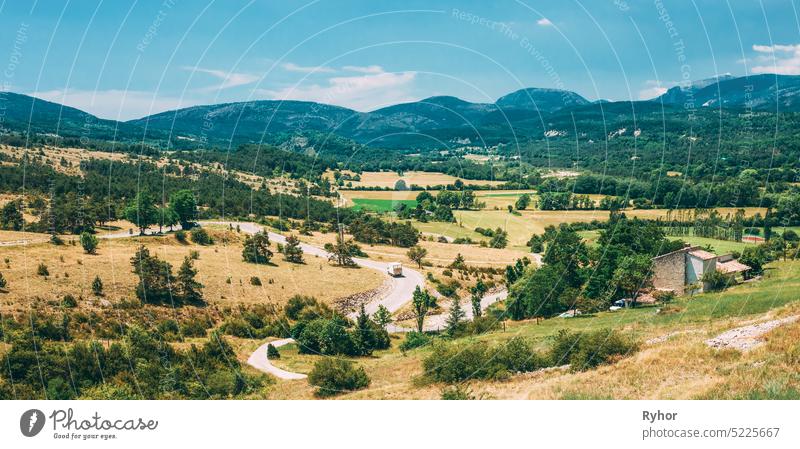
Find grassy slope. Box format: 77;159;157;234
265;258;800;399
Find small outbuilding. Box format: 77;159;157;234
651;245;750;295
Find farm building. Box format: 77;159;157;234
650;246;750;295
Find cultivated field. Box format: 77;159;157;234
340;189;615;211
449;207;767;249
339;171;504;189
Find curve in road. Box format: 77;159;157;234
247;338;307;380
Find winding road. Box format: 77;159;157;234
2;220;509;380
199;221;427;318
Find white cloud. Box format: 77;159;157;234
183;66;260;92
259;67;417;111
29;89;189;121
750;43;800;75
342;65;384;74
281;62;335;73
638;80;670;100
537;18;553;27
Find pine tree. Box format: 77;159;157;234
282;234;304;263
412;286;434;333
176;256;204;304
91;275;103;296
80;231;99;254
372;304;393;329
470;279;487;318
130;246;175;304
242;231;273;264
445;296;466;336
354;304;374;356
329;234;356;267
266;343;280;359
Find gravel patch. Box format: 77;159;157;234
705;316;799;352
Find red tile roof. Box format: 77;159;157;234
717;260;750;274
688;249;717;260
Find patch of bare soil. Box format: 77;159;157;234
705;316;800;351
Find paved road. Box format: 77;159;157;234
418;289;508;332
246;338;307;380
199;221;426;318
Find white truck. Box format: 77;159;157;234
386;262;403;277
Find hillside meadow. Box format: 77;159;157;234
264;258;800;399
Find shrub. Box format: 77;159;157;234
157;320;181;340
548;329;638;371
461;315;501;336
180;317;211;337
189;250;200;260
295;318;358;356
424;341;496;383
423;337;542;383
308;358;370;397
249;276;262;286
220;318;255;338
399;331;431;352
50;234;64;245
0;272;6;289
441;385;477;400
493;337;544;373
37;263;49;277
284;295;331;321
190;228;212;245
702;270;731;292
652;289;675;303
266;343;280;359
79;232;99;254
91;276;103;296
175;230;187;243
62;294;78;308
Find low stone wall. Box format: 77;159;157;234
333;278;393;314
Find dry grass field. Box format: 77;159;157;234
0;144;297;192
0;228;383;313
298;228;529;268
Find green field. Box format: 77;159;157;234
672;235;755;255
351;198;417;212
581;229;755;254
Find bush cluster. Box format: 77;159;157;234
308;358;370;397
424;329;638;383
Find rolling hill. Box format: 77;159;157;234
1;73;798;155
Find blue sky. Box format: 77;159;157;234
1;0;798;119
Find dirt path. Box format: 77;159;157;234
705;315;799;351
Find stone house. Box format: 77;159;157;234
650;246;750;295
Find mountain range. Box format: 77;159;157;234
2;73;800;151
